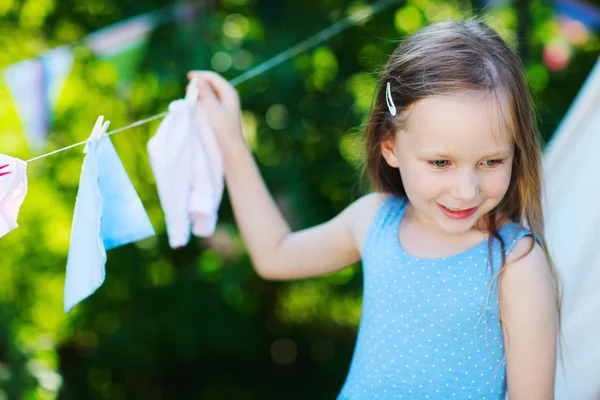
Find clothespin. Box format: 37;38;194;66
185;77;200;109
84;116;110;153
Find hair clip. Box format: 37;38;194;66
386;81;396;116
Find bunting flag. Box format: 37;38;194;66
85;13;157;92
2;2;202;151
81;2;202;90
41;46;74;116
2;46;73;152
82;3;198;92
554;0;600;30
541;0;600;71
3;59;47;152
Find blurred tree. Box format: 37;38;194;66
0;0;597;399
517;0;531;61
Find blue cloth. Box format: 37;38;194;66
338;195;535;399
64;136;154;313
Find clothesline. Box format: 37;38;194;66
25;0;399;164
25;112;169;162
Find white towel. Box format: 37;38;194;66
544;57;600;400
64;121;155;313
147;99;223;248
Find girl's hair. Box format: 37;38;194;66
362;19;562;344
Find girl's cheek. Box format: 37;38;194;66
484;170;512;197
401;163;429;188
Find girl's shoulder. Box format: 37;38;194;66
346;192;401;255
347;192;390;222
492;215;543;264
504;228;544;265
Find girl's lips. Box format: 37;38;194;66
438;203;479;219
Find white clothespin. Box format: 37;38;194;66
84;116;111;153
185;77;200;109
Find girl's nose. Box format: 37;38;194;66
450;171;479;203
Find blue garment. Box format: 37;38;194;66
338;195;535;399
64;136;155;313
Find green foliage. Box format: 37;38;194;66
0;0;597;398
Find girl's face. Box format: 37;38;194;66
381;91;514;235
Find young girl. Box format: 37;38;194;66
188;19;560;400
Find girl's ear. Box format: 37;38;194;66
381;136;400;168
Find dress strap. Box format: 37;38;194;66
484;224;543;273
361;195;408;255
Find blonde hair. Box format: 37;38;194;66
362;19;562;344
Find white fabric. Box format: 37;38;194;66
147;99;223;248
64;126;155;313
545;57;600;400
0;155;27;239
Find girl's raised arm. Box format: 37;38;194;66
189;71;380;280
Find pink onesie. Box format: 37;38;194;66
147;99;223;248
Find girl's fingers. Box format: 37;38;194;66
194;79;221;115
187;71;239;107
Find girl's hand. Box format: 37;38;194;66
187;70;245;154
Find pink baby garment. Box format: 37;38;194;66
0;155;28;239
147;99;223;248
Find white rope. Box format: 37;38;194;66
25;0;399;163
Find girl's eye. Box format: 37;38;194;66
481;159;503;167
428;160;451;169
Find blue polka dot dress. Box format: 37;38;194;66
338;195;534;399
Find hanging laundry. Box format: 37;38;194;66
545;57;600;400
64;117;155;313
147;95;223;249
0;155;27;239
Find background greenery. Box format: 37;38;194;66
0;0;598;398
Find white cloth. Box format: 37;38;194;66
0;154;27;239
147;99;223;248
544;57;600;400
64;131;155;313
